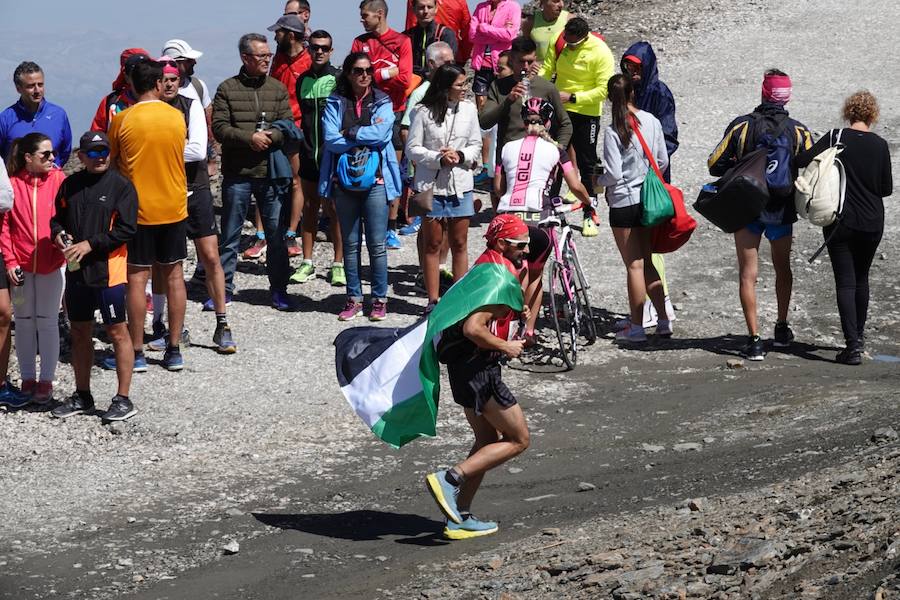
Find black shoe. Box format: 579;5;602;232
742;335;765;361
835;348;862;365
102;396;137;422
213;324;237;354
162;345;184;371
773;321;794;348
51;392;95;419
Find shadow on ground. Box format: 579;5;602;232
254;510;449;546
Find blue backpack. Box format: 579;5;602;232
749;113;794;199
336;146;380;194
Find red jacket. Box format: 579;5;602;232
406;0;472;65
352;29;412;113
271;50;312;125
1;168;66;274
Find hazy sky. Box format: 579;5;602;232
0;0;525;132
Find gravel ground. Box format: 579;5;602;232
1;0;898;597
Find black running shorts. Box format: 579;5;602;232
186;187;218;240
65;273;126;325
299;156;321;183
128;220;188;267
608;203;643;229
447;352;517;415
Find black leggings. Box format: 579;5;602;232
824;223;882;348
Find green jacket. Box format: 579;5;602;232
539;33;614;117
212;68;292;179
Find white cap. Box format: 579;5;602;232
162;39;203;60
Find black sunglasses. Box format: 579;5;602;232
310;44;332;53
34;150;55;160
351;66;375;76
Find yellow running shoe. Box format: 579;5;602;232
443;515;499;540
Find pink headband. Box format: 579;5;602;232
762;73;792;105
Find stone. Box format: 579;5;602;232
673;442;702;452
107;422;125;435
688;498;705;512
872;427;898;444
117;557;133;567
486;556;503;571
127;517;136;523
726;359;744;369
222;540;240;555
578;482;597;492
294;548;314;555
615;563;666;587
132;575;144;583
586;551;624;570
508;467;523;474
642;443;665;453
225;508;244;517
709;539;781;573
541;528;561;536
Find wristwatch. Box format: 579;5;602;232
569;93;577;104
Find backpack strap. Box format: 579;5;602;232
628;114;665;182
191;77;205;103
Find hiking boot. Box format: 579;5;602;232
656;319;673;338
329;263;346;287
147;329;191;352
285;236;301;257
835;347;862;365
399;217;422;236
102;395;137;422
581;217;599;238
213;324;237;354
385;229;401;250
338;299;364;321
369;299;388;322
0;381;30;409
290;261;316;284
242;237;267;260
271;290;292;311
32;381;54;405
443;515;499;540
615;323;647;343
162;346;184;371
51;392;95;419
773;321;795;348
425;470;462;524
202;293;234;312
742;335;765;361
102;353;149;372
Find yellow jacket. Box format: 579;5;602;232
539;33;614;117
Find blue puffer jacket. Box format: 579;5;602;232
318;88;401;200
621;42;678;160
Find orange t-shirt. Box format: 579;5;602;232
109;100;187;225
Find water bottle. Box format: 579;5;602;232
256;111;269;132
520;70;531;100
12;266;24;286
60;232;81;272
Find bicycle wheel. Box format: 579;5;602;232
565;239;598;343
548;259;578;370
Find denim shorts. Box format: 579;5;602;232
745;219;792;241
427;191;475;219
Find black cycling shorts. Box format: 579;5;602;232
447;352;517;415
128;221;188;267
608;203;643;229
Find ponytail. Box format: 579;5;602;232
607;74;637;149
6;132;50;174
525;123;562;148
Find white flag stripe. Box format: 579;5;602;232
340;321;428;427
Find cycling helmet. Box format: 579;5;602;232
521;97;554;128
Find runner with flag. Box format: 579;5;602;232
334;213;532;540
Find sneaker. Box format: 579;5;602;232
581;217;599;238
369;299;387;321
290;261;316;284
563;189;578;204
0;381;30;409
285;236;301;257
439;267;454;283
615;323;647;343
147;329;191;352
329;264;346;287
773;321;795;348
338;299;364;321
443;515;499;540
473;167;491;185
51;392;95;419
213;324;237;354
21;379;37;398
835;347;862;365
151;319;166;340
399;217;422;236
101;353;149;372
242;238;267;260
271;290;292;311
425;470;462;524
385;229;402;250
656;319;673;338
32;381;54;404
162;346;184;371
202;293;234;312
742;335;765;361
102;395;137;422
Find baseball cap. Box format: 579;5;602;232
79;131;110;151
267;14;306;35
162;39;203;60
124;53;151;75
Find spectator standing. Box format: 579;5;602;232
1;133;66;403
405;0;459;79
405;0;472;66
319;52;401;322
707;69;812;360
49;132;138;421
352;0;413;250
213;33;295;311
289;30;345;287
539;17;615;237
107;61;189;372
284;0;311;30
406;64;482;313
0;62;72;169
90;49;152;132
522;0;571;63
0;161;29;408
796;91;893;365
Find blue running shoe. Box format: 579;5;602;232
0;381;30;409
425;470;462;524
147;329;191;352
162;346;184;371
202;293;233;312
385;229;401;249
271;290;292;311
443;515;499;540
399;217;422;236
473;166;491;185
102;353;148;373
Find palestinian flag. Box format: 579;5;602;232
335;250;524;448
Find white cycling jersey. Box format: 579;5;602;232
497;135;573;213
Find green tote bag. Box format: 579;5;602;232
630;114;675;227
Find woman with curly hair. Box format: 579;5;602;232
797;91;893;364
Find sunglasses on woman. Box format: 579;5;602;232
351;66;375;77
34;150;55;161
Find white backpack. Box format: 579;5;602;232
794;129;846;227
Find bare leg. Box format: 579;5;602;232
769;235;793;323
70;321;95;391
734;228;763;335
639;228;668;318
195;235;227;314
612;226;647;325
288;153;303;234
422;218;444;303
126;267;151;350
300;179;321;262
447;217;469;281
160;262;186;348
107;322;133;396
456;409;501;512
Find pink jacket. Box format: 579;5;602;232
469;0;521;72
1;168;65;274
